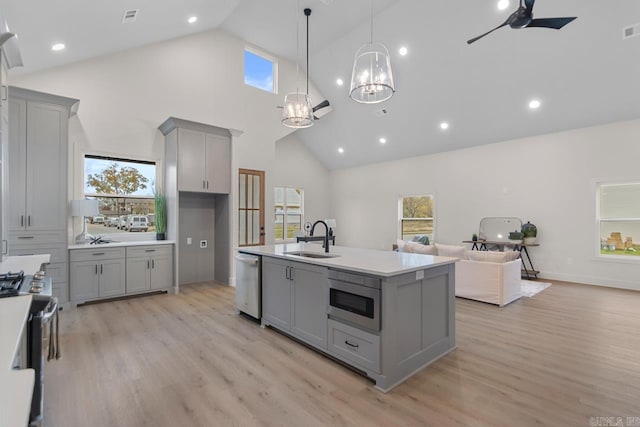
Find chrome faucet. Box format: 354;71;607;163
310;220;330;253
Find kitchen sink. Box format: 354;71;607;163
283;251;340;259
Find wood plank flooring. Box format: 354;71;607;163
45;281;640;426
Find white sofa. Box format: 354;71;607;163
396;241;523;306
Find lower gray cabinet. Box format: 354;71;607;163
262;257;328;349
125;245;173;294
69;248;126;302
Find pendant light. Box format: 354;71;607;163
349;0;395;104
282;2;313;128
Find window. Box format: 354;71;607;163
244;48;277;93
597;182;640;257
274;187;303;241
84;155;156;234
400;195;434;243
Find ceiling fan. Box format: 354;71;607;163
467;0;577;45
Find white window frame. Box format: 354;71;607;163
398;194;435;242
595;180;640;263
274;187;304;242
244;46;278;94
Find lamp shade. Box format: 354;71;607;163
70;199;99;217
349;42;395;104
281;92;314;128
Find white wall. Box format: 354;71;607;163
10;28;327;283
274;132;331;237
330;119;640;291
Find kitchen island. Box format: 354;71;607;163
238;243;457;392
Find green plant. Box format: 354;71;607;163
154;190;167;234
472;233;478;241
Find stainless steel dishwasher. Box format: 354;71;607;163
235;252;261;319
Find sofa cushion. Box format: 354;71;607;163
406;242;437;255
467;250;520;263
435;243;468;259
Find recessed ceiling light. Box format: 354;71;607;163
51;43;65;51
188;16;198;24
529;99;541;109
497;0;509;10
399;46;408;56
338;147;344;153
379;137;387;144
336;78;344;86
440;122;449;130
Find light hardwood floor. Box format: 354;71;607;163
45;281;640;427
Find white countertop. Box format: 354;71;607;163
0;295;35;427
238;243;457;277
69;240;175;250
0;254;51;275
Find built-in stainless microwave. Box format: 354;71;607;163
328;272;380;332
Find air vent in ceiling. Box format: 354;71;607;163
122;9;139;23
373;108;389;117
622;23;640;40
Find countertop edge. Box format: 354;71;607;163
68;240;175;250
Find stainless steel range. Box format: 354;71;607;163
1;270;58;427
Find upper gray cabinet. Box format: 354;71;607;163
8;87;78;232
159;117;231;194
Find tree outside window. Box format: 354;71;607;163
275;187;303;241
400;195;434;243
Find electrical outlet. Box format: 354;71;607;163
200;240;207;248
187;237;192;245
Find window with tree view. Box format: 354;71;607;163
400;195;434;243
274;187;303;241
84;155;156;234
598;182;640;257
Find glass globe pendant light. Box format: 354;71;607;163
349;0;395;104
282;3;314;128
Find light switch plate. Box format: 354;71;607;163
187;237;192;245
200;240;208;248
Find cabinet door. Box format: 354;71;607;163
70;260;99;302
205;133;230;194
25;102;68;231
291;262;329;349
150;253;173;290
7;98;27;231
99;259;126;298
262;258;291;331
126;257;151;294
177;128;206;192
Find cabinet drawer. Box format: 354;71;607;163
10;246;67;263
8;231;65;246
328;269;381;289
70;247;125;262
328;319;380;373
126;245;173;258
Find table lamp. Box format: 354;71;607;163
70;199;99;244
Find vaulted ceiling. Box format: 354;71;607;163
2;0;640;169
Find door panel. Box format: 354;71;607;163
8;98;27;231
126;257;151;294
238;169;265;246
99;259;126;297
205;133;230;193
178;128;206;192
150;253;173;290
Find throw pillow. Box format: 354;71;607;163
406;242;437;255
396;239;411;253
467;250;521;263
435;243;468;260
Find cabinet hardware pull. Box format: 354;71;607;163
18;236;35;239
203;180;206;189
92;253;105;256
147;260;150;269
289;267;293;281
21;216;24;227
206;180;209;189
285;266;289;280
28;216;31;227
152;259;155;269
145;249;156;252
95;264;98;275
344;340;359;349
100;264;103;274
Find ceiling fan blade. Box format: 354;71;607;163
312;99;330;112
524;0;535;13
467;22;509;44
527;17;576;29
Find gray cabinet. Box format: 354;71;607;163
125;245;173;294
69;247;125;303
7;87;78;304
262;257;328;349
159;118;231;195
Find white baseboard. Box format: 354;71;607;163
539;272;640;292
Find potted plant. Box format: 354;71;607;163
472;233;478;242
154;190;167;240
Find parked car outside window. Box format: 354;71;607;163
106;217;119;227
91;215;105;224
118;215;129;230
126;215;149;232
